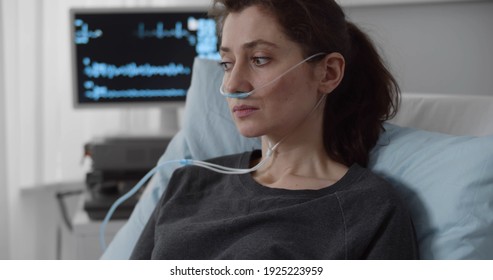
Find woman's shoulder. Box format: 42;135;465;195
336;164;407;211
335;165;419;259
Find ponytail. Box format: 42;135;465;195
322;22;400;167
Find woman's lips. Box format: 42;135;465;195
232;105;259;118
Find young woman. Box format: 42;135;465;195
130;0;418;259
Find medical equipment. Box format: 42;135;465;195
83;137;170;220
71;8;220;108
219;52;326;99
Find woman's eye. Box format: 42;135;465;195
252;57;270;66
219;61;233;71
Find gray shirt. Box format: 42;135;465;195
131;150;418;259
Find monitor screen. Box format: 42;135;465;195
70;8;219;108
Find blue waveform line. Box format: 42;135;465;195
135;17;220;59
85;85;186;101
197;52;221;60
74;19;102;45
83;59;191;79
137;22;196;46
195;18;219;58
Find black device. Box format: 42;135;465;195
83;136;171;219
70;7;220;108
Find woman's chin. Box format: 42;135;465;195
236;125;263;138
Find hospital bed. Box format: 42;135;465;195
102;58;493;260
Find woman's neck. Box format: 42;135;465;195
252;130;349;190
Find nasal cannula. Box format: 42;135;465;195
219;52;326;99
99;53;327;251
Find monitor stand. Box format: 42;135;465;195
118;106;184;137
159;106;184;136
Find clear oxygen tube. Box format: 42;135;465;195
99;53;328;251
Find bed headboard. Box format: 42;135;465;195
391;93;493;136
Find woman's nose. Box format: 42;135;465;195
223;62;253;94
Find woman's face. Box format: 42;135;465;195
220;5;324;141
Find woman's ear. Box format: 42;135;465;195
318;52;345;94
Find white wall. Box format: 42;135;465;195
1;0;213;260
1;0;491;260
2;0;39;260
345;0;493;95
0;0;10;260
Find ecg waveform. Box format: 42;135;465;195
137;17;219;59
84;83;187;101
194;18;219;59
82;58;191;79
74;19;102;44
137;22;196;46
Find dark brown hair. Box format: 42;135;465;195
209;0;400;167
